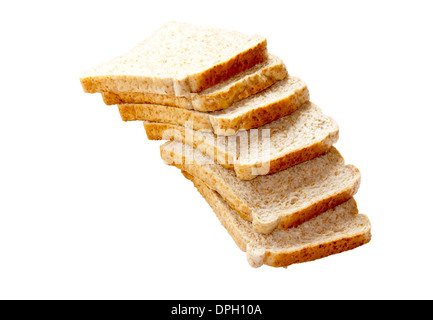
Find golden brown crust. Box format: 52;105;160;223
235;130;338;180
192;56;286;111
187;39;268;93
186;173;371;268
210;82;310;135
101;53;286;112
144;117;339;181
265;231;372;267
161;142;362;235
81;33;268;96
118;77;309;135
277;171;361;230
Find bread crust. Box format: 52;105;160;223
118;76;309;135
210;81;310;135
144;102;339;180
277;170;361;230
186;172;371;268
80;22;268;96
101;54;287;112
264;232;372;268
235;130;339;180
161;142;362;234
186;39;268;94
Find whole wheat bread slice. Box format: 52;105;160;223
145;102;339;180
119;76;309;135
80;21;267;96
184;171;371;268
101;54;287;112
161;142;361;234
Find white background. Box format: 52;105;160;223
0;0;432;300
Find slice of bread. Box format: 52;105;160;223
184;171;371;268
101;55;287;112
118;76;309;135
144;102;339;180
161;142;361;234
80;21;267;96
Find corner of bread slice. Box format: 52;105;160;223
251;199;371;268
246;245;267;268
144;121;186;141
143;121;166;140
173;28;268;95
251;212;280;235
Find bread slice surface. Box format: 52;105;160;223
161;142;361;234
185;172;371;268
101;54;287;112
145;102;339;180
119;76;309;135
80;21;267;96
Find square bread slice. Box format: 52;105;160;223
184;171;371;268
144;102;339;180
101;54;287;112
80;21;267;97
160;142;361;234
118;76;309;135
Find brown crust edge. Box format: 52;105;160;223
265;228;372;267
187;38;268;93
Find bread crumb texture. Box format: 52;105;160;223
80;22;267;95
160;142;361;234
101;54;287;112
189;174;371;268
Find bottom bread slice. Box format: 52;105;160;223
183;171;371;268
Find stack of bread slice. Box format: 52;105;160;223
80;22;371;268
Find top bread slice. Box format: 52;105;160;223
161;142;361;234
144;101;339;180
185;172;371;268
118;76;309;135
80;21;267;97
101;54;287;112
